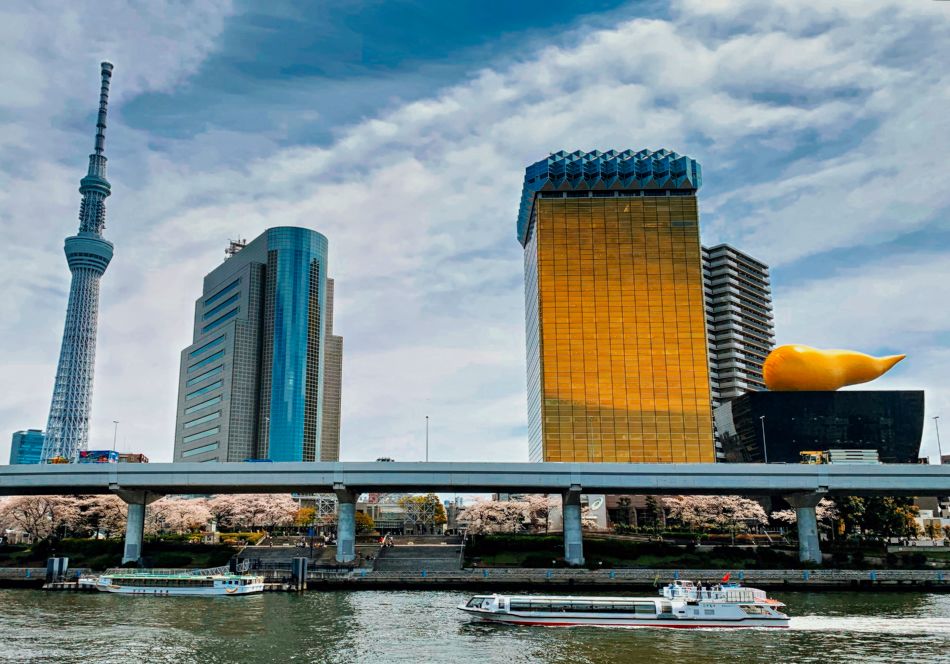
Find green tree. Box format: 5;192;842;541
862;497;919;540
644;495;664;532
295;507;316;527
835;496;866;536
355;511;375;533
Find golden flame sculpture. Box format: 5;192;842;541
763;345;905;391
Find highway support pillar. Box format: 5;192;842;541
785;493;824;564
562;485;585;567
114;490;163;565
334;484;357;563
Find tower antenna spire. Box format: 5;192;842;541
42;62;117;463
94;62;113;157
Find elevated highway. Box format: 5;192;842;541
3;461;947;566
2;461;947;496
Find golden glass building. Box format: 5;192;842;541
518;149;714;463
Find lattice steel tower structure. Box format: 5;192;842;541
41;62;116;462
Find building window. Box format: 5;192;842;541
185;365;224;387
184;395;223;415
187;349;226;373
184;411;221;429
204;278;241;306
202;307;240;333
183;442;220;458
202;292;241;320
183;427;219;444
186;380;223;400
188;334;226;358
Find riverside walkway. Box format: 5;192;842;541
3;461;950;566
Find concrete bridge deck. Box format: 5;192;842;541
2;461;949;496
3;461;948;567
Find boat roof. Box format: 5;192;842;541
469;595;663;602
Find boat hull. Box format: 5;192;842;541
460;609;788;629
95;582;264;596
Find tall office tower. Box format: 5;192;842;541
702;244;775;407
41;63;116;462
10;430;45;464
320;278;343;461
519;149;714;463
172;227;343;462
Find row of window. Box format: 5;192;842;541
183;427;219;444
182;442;219;458
184;410;221;430
189;334;226;358
202;292;241;320
186;380;222;400
184;395;223;415
202;308;240;334
204;278;241;307
187;349;226;373
185;365;223;388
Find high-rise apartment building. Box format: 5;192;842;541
702;244;775;407
9;430;45;464
518;149;714;463
42;63;116;462
172;227;342;462
320;278;343;462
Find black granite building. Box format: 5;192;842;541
714;391;924;464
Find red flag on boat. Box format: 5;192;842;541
722;572;731;582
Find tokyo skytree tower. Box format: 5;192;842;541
41;62;116;462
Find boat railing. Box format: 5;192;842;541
663;585;766;602
102;565;232;577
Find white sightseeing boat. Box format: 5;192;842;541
94;566;265;596
459;580;789;629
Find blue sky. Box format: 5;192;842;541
1;0;949;463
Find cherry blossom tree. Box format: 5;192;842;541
146;497;212;535
771;499;838;526
663;495;768;537
0;495;81;542
459;496;556;534
76;495;127;538
206;494;299;530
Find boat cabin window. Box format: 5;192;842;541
739;605;770;615
506;600;656;614
466;597;491;609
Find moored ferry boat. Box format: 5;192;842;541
94;567;265;596
458;580;789;628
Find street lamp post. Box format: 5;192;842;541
934;416;944;464
759;415;769;464
425;415;429;462
112;420;119;452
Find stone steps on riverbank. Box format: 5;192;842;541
373;545;462;572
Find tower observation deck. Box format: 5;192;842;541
41;62;116;462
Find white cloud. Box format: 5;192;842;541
0;0;948;468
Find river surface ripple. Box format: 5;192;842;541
0;590;947;663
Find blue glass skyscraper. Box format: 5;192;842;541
9;430;45;465
172;227;343;462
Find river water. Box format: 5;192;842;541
0;590;947;663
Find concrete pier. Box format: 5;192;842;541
335;485;356;563
562;487;585;566
117;491;162;564
786;493;824;564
